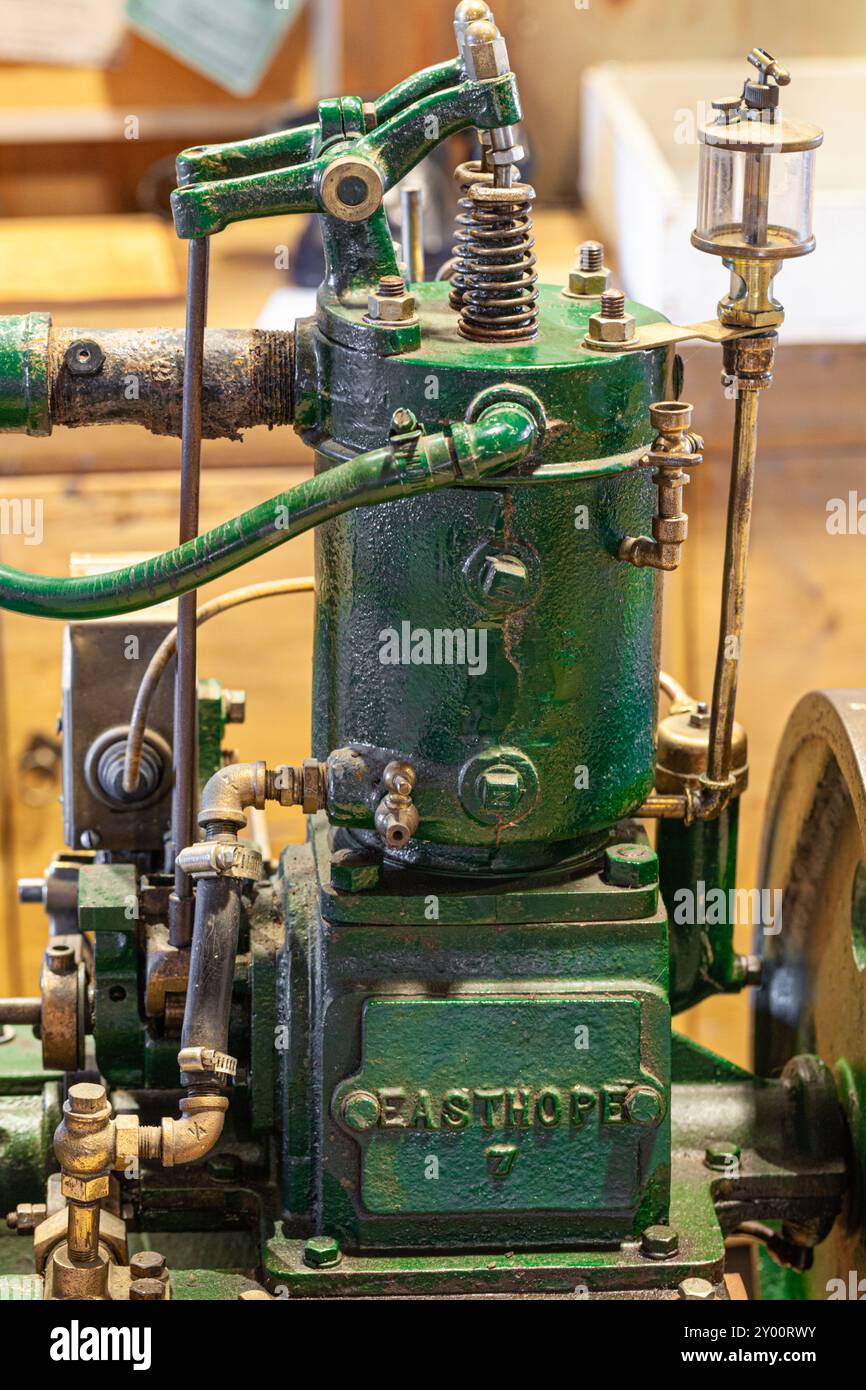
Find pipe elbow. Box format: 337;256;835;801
142;1094;229;1168
198;759;268;831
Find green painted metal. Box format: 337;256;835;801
0;313;51;435
197;677;227;790
0;403;536;619
659;801;748;1012
276;829;672;1251
171;71;520;242
309;283;669;871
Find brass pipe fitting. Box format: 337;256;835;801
374;760;420;849
138;1093;229;1168
619;402;703;571
50;1082;115;1298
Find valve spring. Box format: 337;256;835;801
457;180;539;343
448;161;493;310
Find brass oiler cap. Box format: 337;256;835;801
655;705;748;796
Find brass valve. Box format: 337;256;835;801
618;401;703;572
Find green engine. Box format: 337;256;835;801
0;8;862;1305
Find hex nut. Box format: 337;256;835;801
641;1224;679;1259
367;291;417;323
130;1277;165;1301
605;843;658;888
303;1235;342;1268
567;266;611;296
60;1173;110;1204
114;1113;140;1171
130;1250;167;1281
586;309;637;345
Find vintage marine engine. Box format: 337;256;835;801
0;10;862;1301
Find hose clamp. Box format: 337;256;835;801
178;1046;238;1080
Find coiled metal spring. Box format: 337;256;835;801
447;160;493;310
456;179;538;343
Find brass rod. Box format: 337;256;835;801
400;185;425;284
706;384;761;785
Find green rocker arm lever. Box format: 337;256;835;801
0;403;538;620
170;70;521;240
173;58;464;190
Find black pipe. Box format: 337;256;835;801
180;875;242;1078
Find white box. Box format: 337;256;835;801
580;60;866;344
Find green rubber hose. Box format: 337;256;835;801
0;403;537;619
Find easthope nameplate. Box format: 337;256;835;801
332;994;666;1215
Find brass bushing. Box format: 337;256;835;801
49;1241;110;1299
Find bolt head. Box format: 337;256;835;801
130;1250;167;1280
641;1225;679;1259
567;266;611;296
586;309;637;344
678;1277;716;1301
481;553;529;602
330;850;383;894
604;843;658;888
304;1235;341;1268
341;1089;381;1132
624;1085;664;1126
479;766;524;814
129;1276;165;1301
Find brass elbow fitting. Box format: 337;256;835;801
139;1093;229;1168
619;402;702;572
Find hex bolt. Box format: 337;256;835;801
585;288;636;348
604;842;658;888
704;1140;741;1172
130;1277;165;1300
567;241;610;296
303;1235;342;1268
130;1250;167;1281
641;1225;679;1259
678;1277;717;1300
623;1085;664;1126
340;1089;381;1132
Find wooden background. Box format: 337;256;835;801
0;1;864;1074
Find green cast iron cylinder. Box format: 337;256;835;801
301;284;672;874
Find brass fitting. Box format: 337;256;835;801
374;760;420;850
619;401;703;571
584;289;637;349
195;757;327;833
139;1093;229;1168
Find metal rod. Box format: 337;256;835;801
400;185;425;284
706;384;761;786
169;236;209;949
0;997;40;1025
